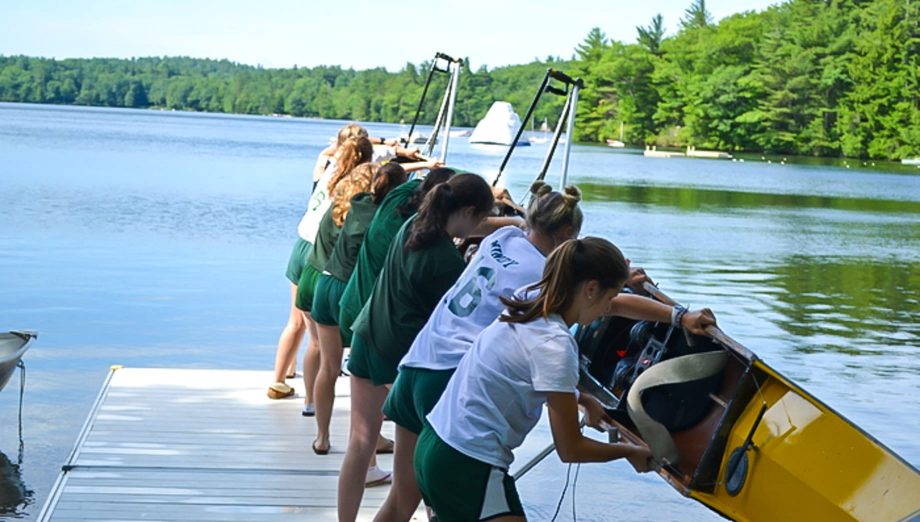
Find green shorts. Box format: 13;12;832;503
415;425;525;522
346;332;399;386
311;273;347;326
337;301;359;340
383;367;455;435
295;263;323;312
284;238;312;284
312;273;353;346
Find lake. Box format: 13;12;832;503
0;102;917;521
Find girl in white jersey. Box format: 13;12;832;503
416;238;716;521
373;181;582;520
377;185;717;520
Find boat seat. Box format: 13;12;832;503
626;350;729;465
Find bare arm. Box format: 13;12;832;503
606;294;717;336
546;392;651;470
400;159;443;173
471;216;526;236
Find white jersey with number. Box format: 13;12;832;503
296;145;395;241
426;312;579;469
399;226;545;371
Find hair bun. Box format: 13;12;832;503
562;185;582;205
530;181;553;197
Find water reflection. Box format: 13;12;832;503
579;182;920;214
0;449;32;519
769;256;920;356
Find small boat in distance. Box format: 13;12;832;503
528;118;550;144
1;331;36;392
606;139;625;148
469;101;530;147
902;157;920;166
399;131;437;145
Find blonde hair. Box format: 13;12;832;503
500;237;628;324
331;163;378;226
328;137;373;194
337;123;368;146
527;181;583;236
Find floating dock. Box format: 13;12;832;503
37;367;423;521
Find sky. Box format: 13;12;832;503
1;0;780;71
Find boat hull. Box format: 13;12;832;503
0;331;35;392
576;298;919;521
688;360;920;521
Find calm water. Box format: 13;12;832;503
0;102;918;520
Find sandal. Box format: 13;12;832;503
312;440;330;455
267;382;295;400
365;466;392;488
375;437;394;454
302;403;316;417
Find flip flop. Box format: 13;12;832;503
365;466;392;488
312;440;330;455
302;403;316;417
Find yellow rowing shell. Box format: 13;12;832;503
688;360;920;521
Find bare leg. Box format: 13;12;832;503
272;284;305;384
338;375;388;522
313;323;343;451
301;315;320;406
374;425;421;522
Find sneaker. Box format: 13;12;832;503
365;466;392;488
302;403;316;417
267;382;294;399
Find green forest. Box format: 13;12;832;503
0;0;916;159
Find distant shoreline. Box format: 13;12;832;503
3;101;916;172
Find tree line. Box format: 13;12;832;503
0;0;916;159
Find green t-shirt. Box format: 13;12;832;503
351;216;466;365
306;206;340;272
339;179;422;329
325;193;378;282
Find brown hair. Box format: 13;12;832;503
331;163;377;226
328;136;373;193
372;162;408;204
405;173;494;251
397;167;457;217
527;181;584;236
336;123;368;146
500;237;628;324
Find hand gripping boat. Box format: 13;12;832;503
576;284;920;521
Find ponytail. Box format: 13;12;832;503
328;137;373;194
500;237;628;323
397;167;456;217
331;163;377;226
372;162;408;204
405;173;494;250
526;181;584;236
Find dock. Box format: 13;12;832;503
37;367;424;521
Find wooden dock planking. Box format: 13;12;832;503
38;367;424;521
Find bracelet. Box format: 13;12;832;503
670;305;688;328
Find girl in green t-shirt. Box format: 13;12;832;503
337;173;495;522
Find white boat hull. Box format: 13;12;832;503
0;331;35;392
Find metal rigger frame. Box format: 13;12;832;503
402;52;463;163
